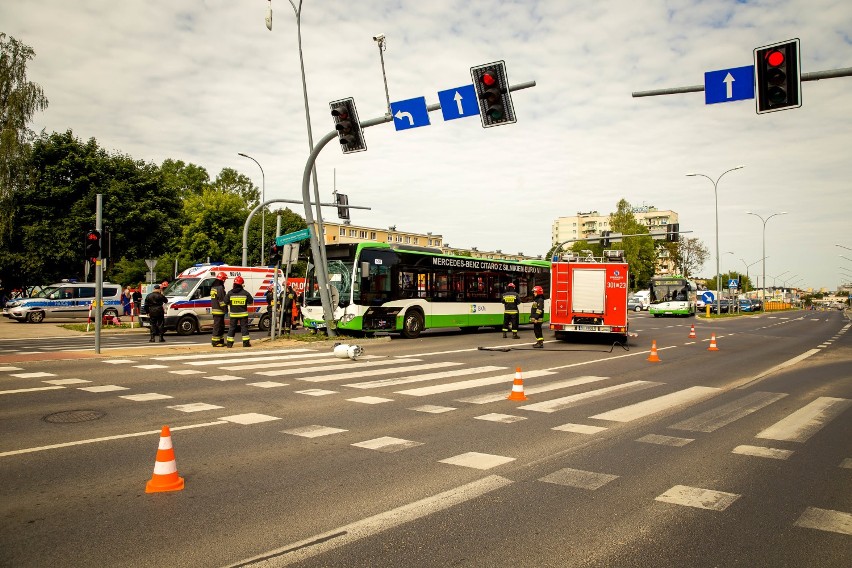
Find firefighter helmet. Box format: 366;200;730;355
507;282;515;288
533;285;544;295
216;271;227;281
234;276;245;285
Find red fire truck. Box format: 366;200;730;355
549;250;631;341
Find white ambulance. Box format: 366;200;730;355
140;265;282;335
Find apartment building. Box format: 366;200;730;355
551;206;679;246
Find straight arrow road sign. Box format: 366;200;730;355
438;84;479;121
705;65;755;104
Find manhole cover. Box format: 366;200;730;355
43;410;106;424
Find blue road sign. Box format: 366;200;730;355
390;96;430;131
701;291;716;304
276;228;311;246
705;65;754;104
728;278;739;288
438;84;479;121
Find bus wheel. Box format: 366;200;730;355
176;315;198;336
401;310;424;339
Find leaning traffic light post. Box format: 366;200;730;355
754;38;801;114
301;77;536;335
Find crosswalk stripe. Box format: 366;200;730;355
222;354;380;371
756;396;851;442
520;381;661;414
591;386;719;422
153;348;314;361
794;507;852;535
344;366;506;389
456;374;604;404
186;352;331;367
295;362;459;382
255;358;426;379
669;391;788;433
395;369;552;397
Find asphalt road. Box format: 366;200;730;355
1;310;850;567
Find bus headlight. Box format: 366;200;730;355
341;313;355;323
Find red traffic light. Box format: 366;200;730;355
765;50;785;67
481;71;497;86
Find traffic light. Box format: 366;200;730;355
269;243;281;264
470;61;516;128
666;223;680;242
330;97;366;154
601;231;611;247
335;192;350;220
754;39;801;114
84;229;101;260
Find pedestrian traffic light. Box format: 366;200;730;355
666;223;680;242
330;97;366;154
470;61;516;128
84;229;101;259
269;243;281;264
754;39;801;114
335;192;350;220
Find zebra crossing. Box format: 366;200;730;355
2;345;851;535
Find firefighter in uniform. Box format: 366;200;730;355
530;285;545;348
281;284;297;336
501;282;520;339
210;271;228;347
225;276;253;348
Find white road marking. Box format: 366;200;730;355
0;366;23;371
247;381;288;388
396;369;552;397
475;413;526;423
731;445;793;460
119;392;173;401
637;434;694;447
219;413;281;425
840;458;852;469
43;378;90;385
223;475;511;567
591;386;719;422
169;369;205;375
756;397;851;442
204;374;247;381
282;425;347;438
520;381;661;414
552;423;608;434
78;385;129;392
669;391;787;433
168;403;224;413
0;386;65;395
456;374;602;404
10;372;56;378
795;507;852;535
222;354;379;371
295;389;337;396
256;358;427;378
351;437;423;452
409;405;456;414
347;396;393;404
539;467;619;490
132;364;169;369
655;485;740;511
345;366;505;389
154;348;314;361
439;452;515;470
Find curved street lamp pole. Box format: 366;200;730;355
687;166;744;314
746;211;787;310
237;152;265;265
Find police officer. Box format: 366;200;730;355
530;285;545;348
143;284;168;342
225;276;253;348
210;271;228;347
501;282;520;339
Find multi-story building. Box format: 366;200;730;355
321;221;540;262
551;206;679;246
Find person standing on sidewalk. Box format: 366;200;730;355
210;271;228;347
530;285;545;348
143;284;168;342
501;282;520;339
280;284;297;336
225;276;253;348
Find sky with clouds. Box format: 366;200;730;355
3;0;851;291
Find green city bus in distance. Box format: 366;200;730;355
649;275;698;317
301;242;551;338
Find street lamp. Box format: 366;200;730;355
687;166;744;315
746;211;787;311
739;257;766;295
237;152;265;265
840;255;852;263
837;244;852;252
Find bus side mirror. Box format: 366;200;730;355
361;262;370;278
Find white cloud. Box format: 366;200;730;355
3;0;851;289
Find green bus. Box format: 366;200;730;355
649;275;697;317
301;242;551;338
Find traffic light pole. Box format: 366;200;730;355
303;80;537;334
94;194;103;354
631;66;852;98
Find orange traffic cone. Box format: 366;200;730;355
707;333;720;351
145;425;185;493
688;324;697;339
507;367;528;401
647;340;661;362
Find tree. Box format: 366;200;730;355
609;199;655;288
672;237;709;278
160;159;209;199
0;33;49;241
179;188;249;265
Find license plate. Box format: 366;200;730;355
578;325;598;331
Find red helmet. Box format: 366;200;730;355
234;276;245;285
533;285;544;295
507;282;515;288
216;272;228;281
161;281;168;288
